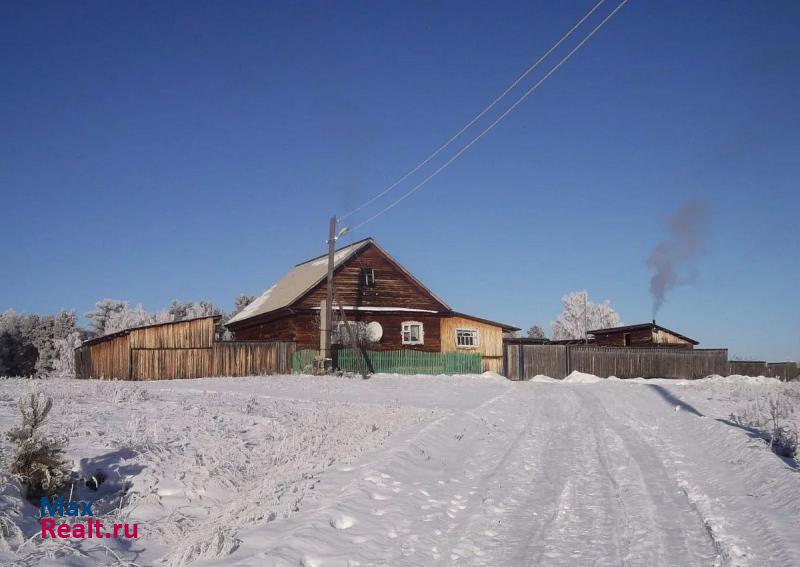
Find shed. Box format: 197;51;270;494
589;321;698;349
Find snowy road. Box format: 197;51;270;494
2;374;798;567
206;377;800;567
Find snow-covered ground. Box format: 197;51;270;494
1;373;798;566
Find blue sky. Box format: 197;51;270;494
1;1;798;360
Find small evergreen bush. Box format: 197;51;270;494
6;393;70;499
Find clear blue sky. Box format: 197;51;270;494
2;1;798;361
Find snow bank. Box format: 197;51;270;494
563;371;604;383
529;374;559;383
702;374;782;386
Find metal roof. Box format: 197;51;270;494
225;238;525;331
226;238;376;326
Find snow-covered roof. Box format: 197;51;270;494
226;238;375;326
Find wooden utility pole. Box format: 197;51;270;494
317;216;337;373
583;292;588;345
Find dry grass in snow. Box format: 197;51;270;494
0;377;439;566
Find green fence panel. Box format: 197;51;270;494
292;349;319;373
335;349;481;375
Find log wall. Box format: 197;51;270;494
295;245;446;311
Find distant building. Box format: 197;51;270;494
588;321;698;349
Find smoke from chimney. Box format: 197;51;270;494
646;201;709;316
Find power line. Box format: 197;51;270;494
338;0;608;222
348;0;629;234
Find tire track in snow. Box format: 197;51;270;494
573;387;718;567
584;384;800;567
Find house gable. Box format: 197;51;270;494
293;242;449;312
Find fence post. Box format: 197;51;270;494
565;346;572;376
518;344;525;381
502;343;509;379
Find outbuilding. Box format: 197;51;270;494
589;321;699;349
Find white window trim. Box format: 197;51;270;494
455;328;479;349
401;321;424;345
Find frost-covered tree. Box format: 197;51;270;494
35;310;80;376
105;304;158;334
0;329;37;377
232;294;257;317
527;325;546;339
551;291;622;340
167;300;222;321
0;310;83;377
0;312;37;376
7;394;70;499
51;331;83;378
85;299;130;336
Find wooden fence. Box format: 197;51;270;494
569;346;729;380
729;361;800;381
728;361;769;378
77;340;295;380
767;362;800;381
75;316;295;380
503;343;730;380
504;344;567;380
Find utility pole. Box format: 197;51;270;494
583;292;588;345
317;216;337;373
317;215;348;374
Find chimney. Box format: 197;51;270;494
652;319;656;326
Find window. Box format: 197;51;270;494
361;267;376;288
401;321;424;345
623;333;631;346
455;329;479;348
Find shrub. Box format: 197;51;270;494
6;393;70;499
731;391;798;460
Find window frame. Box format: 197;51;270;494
401;321;424;345
361;267;376;288
455;328;480;349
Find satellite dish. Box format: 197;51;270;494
366;321;383;342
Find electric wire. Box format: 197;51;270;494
338;0;608;222
347;0;629;234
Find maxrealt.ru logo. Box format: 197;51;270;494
40;496;138;540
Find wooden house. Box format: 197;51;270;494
225;238;518;372
588;321;698;349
